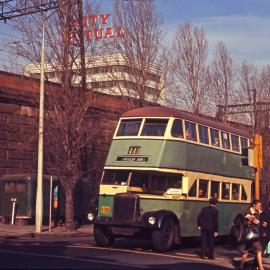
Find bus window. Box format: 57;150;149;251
241;137;248;154
141;119;168;136
150;175;167;192
198;179;209;198
171;119;184;138
231;134;240;152
211;181;219;199
188;180;197;197
241;185;248;201
130;172;148;188
167;174;182;189
102;170;129;185
222;182;230;200
210;128;220;147
185;121;197;141
116;119;142;136
198;125;209;144
221;131;230;150
232;183;240;200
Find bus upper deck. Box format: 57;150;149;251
105;106;253;180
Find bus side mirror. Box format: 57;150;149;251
182;177;188;195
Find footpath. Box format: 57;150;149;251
0;223;93;238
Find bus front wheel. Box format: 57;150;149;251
152;218;175;252
94;225;114;247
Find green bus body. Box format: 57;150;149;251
106;139;253;180
94;107;253;251
98;195;247;236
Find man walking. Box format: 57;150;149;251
197;198;219;260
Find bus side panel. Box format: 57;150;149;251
106;140;253;180
140;198;248;237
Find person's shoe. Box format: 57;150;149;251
201;255;206;259
208;257;215;260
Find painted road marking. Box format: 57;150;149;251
65;244;227;264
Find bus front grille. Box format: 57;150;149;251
113;194;140;223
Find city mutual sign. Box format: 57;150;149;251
70;13;125;43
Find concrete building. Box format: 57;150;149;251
24;54;165;105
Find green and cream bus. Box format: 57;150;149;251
92;106;254;251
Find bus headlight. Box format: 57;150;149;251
148;216;156;225
87;213;95;222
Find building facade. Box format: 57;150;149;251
24;54;165;105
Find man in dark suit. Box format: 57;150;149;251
197;198;219;260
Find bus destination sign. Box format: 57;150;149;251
116;156;148;162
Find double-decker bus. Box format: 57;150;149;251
92;106;254;252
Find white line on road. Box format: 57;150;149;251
66;244;227;264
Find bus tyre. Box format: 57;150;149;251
230;217;243;245
94;225;114;247
152;218;175;252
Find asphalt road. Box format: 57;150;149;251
0;235;265;269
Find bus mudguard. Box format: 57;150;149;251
141;210;179;229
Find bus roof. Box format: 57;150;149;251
122;106;251;138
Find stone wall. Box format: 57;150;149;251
0;71;137;215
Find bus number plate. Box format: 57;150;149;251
101;206;111;214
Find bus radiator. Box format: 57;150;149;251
113;194;140;223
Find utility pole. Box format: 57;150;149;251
253;134;263;200
35;20;45;233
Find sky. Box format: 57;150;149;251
0;0;270;70
155;0;270;68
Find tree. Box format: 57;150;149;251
237;61;260;132
208;41;236;121
170;22;208;115
109;0;167;107
4;0;101;230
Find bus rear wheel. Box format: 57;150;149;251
230;216;243;246
152;218;175;252
94;224;114;247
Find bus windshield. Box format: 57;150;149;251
102;170;182;194
116;119;142;136
116;118;168;137
102;170;129;185
140;119;168;136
